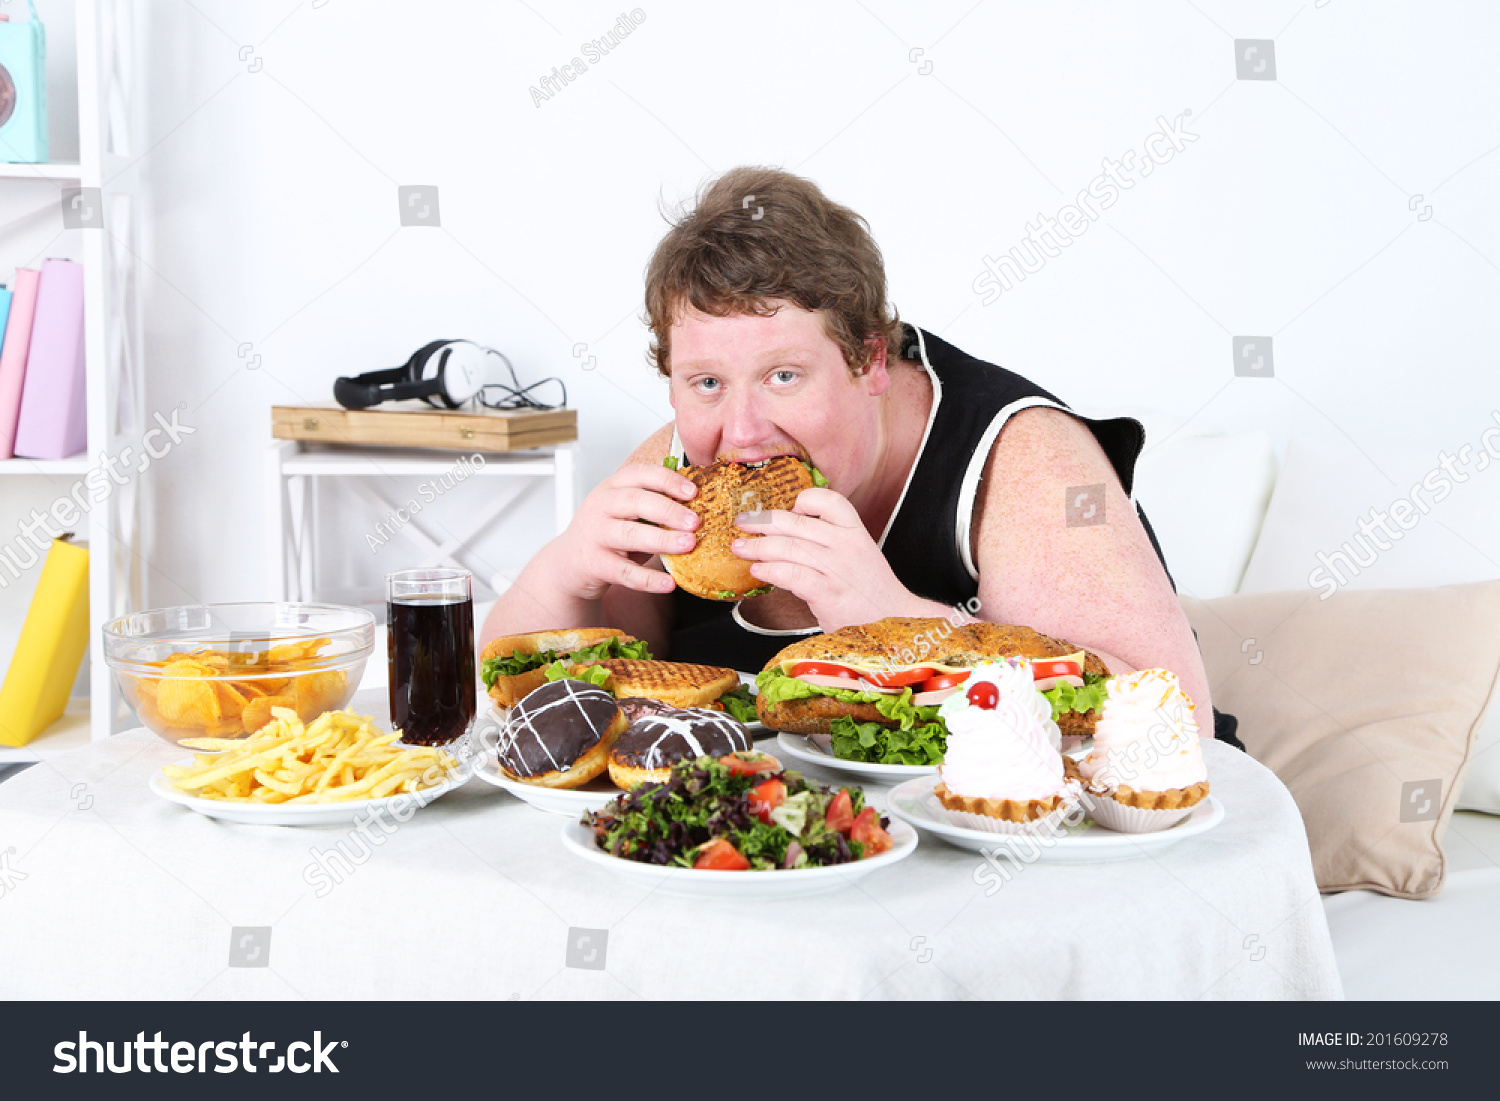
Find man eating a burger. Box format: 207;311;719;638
482;166;1231;741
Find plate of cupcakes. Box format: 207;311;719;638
886;663;1224;862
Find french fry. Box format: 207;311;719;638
162;707;458;804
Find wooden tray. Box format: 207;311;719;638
271;401;576;453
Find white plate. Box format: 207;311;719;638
148;768;467;827
559;816;918;898
776;732;938;780
472;756;626;814
885;776;1224;862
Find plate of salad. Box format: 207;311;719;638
563;752;918;898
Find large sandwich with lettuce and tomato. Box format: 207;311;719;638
480;628;651;708
754;617;1110;766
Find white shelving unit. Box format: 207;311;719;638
0;0;141;763
268;441;576;603
0;162;82;179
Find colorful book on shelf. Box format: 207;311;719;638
0;267;36;460
0;536;89;748
0;286;12;390
13;258;86;461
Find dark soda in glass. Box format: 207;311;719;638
387;576;475;746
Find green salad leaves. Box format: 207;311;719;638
480;636;652;688
757;668;946;765
1040;672;1109;721
717;685;759;724
543;661;611;687
586;756;875;870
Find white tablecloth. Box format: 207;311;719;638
0;690;1342;1000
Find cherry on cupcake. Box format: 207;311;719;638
966;681;999;709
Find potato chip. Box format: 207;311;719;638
212;680;249;718
294;669;348;718
131;637;360;743
267;638;331;664
157;677;220;729
241;693;295;734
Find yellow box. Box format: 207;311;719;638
0;536;89;747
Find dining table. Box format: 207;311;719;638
0;687;1343;999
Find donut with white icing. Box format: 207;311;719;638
497;680;626;789
608;707;753;788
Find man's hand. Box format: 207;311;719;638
552;461;699;601
731;487;937;630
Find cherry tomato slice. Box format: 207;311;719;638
693;838;751;871
747;778;787;825
850;807;893;855
789;661;860;680
720;753;781;777
919;671;970;692
826;789;856;834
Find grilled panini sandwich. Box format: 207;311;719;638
568;658;741;711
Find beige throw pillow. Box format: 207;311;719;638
1181;582;1500;899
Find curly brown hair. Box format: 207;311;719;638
643;166;904;378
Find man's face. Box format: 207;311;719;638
667;302;887;492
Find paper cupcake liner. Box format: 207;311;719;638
1082;790;1195;833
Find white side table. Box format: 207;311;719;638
267;440;575;601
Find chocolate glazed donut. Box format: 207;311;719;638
608;707;753;789
497;680;626;789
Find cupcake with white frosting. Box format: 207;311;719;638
1079;669;1209;833
932;659;1081;834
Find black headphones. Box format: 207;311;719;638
334;340;501;410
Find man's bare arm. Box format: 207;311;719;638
479;424;688;650
971;407;1215;731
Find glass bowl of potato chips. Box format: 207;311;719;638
104;602;375;746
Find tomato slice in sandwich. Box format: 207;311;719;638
861;667;932;688
1032;659;1083;681
918;671;970;693
789;661;861;681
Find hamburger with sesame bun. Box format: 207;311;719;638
660;454;825;601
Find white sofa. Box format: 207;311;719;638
1135;429;1500;1001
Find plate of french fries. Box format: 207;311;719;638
151;707;468;826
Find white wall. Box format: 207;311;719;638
124;0;1499;613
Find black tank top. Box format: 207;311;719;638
669;324;1172;668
